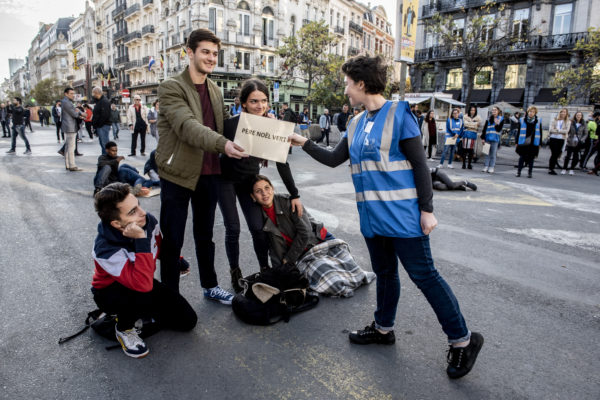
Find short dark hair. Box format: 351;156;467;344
14;97;22;104
105;141;117;149
283;102;288;106
249;174;273;193
64;87;74;94
187;28;221;52
593;111;600;118
153;100;159;107
342;56;387;94
240;78;269;106
94;183;132;224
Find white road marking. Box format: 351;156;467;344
502;228;600;252
504;182;600;215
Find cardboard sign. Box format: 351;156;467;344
445;136;457;146
234;112;295;163
482;142;491;155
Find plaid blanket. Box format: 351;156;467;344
296;239;376;297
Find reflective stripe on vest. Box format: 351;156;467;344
447;118;462;138
346;100;422;238
485;116;502;142
518;117;542;146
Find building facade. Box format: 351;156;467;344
68;2;96;100
411;0;600;107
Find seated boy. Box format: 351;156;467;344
94;142;159;195
91;183;197;358
430;167;477;191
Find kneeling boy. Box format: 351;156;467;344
91;183;197;358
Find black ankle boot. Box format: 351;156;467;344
230;267;243;293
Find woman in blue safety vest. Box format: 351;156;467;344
515;106;542;178
481;106;504;173
438;108;463;169
288;55;483;380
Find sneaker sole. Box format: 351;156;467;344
116;337;150;359
348;333;396;345
204;296;232;305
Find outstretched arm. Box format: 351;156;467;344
289;133;350;167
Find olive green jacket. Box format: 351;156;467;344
155;66;229;190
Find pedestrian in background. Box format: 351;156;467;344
509;111;521;144
318;108;332;147
91;87;112;155
337;104;352;136
52;100;63;143
110;103;120;140
581;112;599;171
515;106;542;178
83;104;94;139
547;108;570;175
60;87;85;171
438;107;462;169
299;107;310;137
0;102;9;137
462;105;481;169
24;105;33;132
422;110;437;160
481;106;504;174
562;111;587;175
147;100;159;140
127;95;149;156
6;97;31;154
38;107;45;127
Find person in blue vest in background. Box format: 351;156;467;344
231;96;242;116
481;106;504;173
288;55;483;380
438;108;463;169
515;106;542;178
299;107;311;137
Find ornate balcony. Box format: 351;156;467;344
115;55;130;65
142;25;155;36
114;30;128;41
124;31;142;44
124;4;141;20
71;37;85;49
143;0;153;8
349;21;363;34
124;60;143;70
112;4;126;19
348;46;360;56
334;26;345;35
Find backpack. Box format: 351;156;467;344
232;265;319;325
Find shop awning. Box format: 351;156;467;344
496;88;524;104
443;89;462;101
469;89;491;104
534;88;566;103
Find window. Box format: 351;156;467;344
473;66;493;89
446;68;462;90
513;8;529;39
553;3;572;35
290;16;296;37
209;8;223;34
452;18;464;43
481;14;494;42
330;10;333;26
244;52;250;70
544;63;570;85
422;71;436;91
239;13;250;36
218;49;224;67
60;57;67;68
504;64;527;88
268;55;274;73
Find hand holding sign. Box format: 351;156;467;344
224;141;247;159
234;112;295;163
289;133;308;147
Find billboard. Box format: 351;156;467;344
394;0;419;63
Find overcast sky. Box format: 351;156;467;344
0;0;396;82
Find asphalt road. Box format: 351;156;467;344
1;123;599;400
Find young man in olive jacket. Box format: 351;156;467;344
155;28;246;302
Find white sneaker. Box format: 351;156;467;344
437;164;443;169
561;170;567;175
447;164;454;169
488;168;494;174
569;170;574;175
482;167;488;173
427;158;433;161
115;326;149;358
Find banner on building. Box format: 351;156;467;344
395;0;419;63
233;112;294;163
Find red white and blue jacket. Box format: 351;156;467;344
91;213;161;292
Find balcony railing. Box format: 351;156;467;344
124;31;142;43
414;32;589;62
124;60;142;70
115;55;130;65
114;30;128;41
349;21;363;34
171;33;182;47
77;57;87;65
143;0;153;7
125;4;141;19
421;0;511;18
49;49;68;58
142;56;151;65
71;37;85;49
334;26;345;35
302;19;310;26
142;25;155;35
112;3;126;19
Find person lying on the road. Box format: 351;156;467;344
93;141;159;196
430;167;477;191
249;174;375;297
91;183;197;358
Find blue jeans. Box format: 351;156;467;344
96;125;110;155
484;141;499;168
364;235;470;343
112;123;119;139
439;144;455;165
118;164;158;188
94;165;112;189
10;124;30;151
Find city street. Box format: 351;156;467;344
1;122;599;400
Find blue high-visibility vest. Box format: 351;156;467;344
518;117;542;146
485;116;503;142
346;100;423;238
446;117;463;140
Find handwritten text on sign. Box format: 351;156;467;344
234;112;295;163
